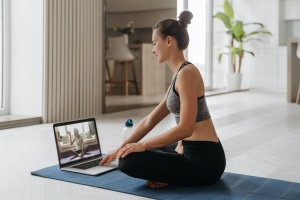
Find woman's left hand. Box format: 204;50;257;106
116;143;146;159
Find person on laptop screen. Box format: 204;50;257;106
53;119;117;176
68;128;89;157
100;11;226;189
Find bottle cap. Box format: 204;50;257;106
125;119;133;127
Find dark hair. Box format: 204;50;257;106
153;11;193;50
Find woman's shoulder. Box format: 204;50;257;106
177;63;200;80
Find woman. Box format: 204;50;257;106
68;128;88;157
100;11;226;188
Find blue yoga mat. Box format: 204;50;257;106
31;165;300;200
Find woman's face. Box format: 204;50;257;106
152;29;169;63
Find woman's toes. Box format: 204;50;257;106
146;180;169;188
146;180;154;187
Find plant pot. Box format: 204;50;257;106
122;34;128;44
226;73;242;91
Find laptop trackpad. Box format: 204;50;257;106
103;160;118;168
88;160;118;174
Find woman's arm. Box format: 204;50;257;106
80;137;84;156
68;132;74;145
100;88;171;165
117;66;199;158
120;94;171;147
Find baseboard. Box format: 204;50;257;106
0;115;42;130
206;88;250;97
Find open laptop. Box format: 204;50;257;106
53;118;118;175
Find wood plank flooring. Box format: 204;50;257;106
0;90;299;200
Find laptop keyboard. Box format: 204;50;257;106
71;158;102;170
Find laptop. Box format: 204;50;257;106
53;118;118;175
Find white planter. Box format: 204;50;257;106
122;34;128;44
226;73;243;91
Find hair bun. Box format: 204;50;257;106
178;11;193;28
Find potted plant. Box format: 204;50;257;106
113;21;135;44
214;0;272;90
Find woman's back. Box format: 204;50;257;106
169;62;219;142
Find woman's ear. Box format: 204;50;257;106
166;36;172;46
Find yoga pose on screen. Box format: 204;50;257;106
100;10;226;188
68;128;88;157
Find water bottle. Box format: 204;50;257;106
122;119;133;141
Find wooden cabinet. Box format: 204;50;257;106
129;43;166;95
287;39;300;103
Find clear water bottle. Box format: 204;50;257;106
122;119;133;141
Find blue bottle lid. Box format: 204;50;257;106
125;119;133;127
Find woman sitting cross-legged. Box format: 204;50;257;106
100;10;226;188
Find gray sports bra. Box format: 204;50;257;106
166;61;211;124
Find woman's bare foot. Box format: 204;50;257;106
146;180;169;189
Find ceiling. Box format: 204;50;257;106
106;0;177;13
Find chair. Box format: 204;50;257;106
108;36;139;95
105;50;113;94
296;83;300;104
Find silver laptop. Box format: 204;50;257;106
53;118;118;175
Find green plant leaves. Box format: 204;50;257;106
214;12;231;29
224;0;234;19
244;22;264;27
233;21;245;42
214;0;272;73
218;54;224;62
244;50;255;57
245;30;272;37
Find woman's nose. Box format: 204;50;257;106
152;48;155;54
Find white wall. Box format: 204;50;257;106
232;0;300;91
282;0;300;20
10;0;43;116
282;0;300;45
213;0;230;89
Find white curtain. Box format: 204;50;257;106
43;0;104;123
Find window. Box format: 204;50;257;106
0;1;3;109
177;0;213;89
0;0;9;115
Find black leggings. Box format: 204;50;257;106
119;140;226;186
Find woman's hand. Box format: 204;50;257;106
175;140;184;154
116;143;146;159
99;148;119;166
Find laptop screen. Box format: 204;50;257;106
53;118;102;167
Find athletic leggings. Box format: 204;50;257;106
118;140;226;186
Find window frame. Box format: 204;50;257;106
178;0;213;90
0;0;10;115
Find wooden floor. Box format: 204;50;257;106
0;90;299;200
